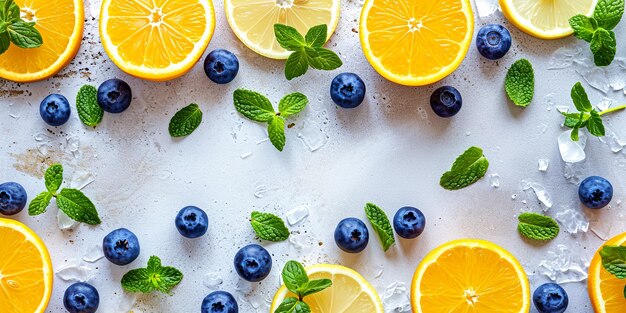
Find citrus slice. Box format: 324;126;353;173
411;239;530;313
0;0;84;82
0;218;53;313
270;264;384;312
359;0;474;86
100;0;216;81
224;0;340;59
500;0;598;39
589;231;626;313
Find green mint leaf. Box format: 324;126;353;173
305;24;327;47
600;245;626;279
303;46;319;58
233;89;276;122
571;126;580;141
44;163;63;193
275;297;311;313
624;285;626;299
0;21;10;33
307;47;342;70
0;32;9;54
278;92;308;118
121;268;152;293
250;211;289;242
364;203;395;251
122;256;183;294
587;111;605;137
268;116;286;151
76;85;103;127
594;0;625;30
168;103;202;137
439;146;489;190
285;49;309;80
28;191;52;216
298;279;332;298
505;58;534;107
571;82;593;112
517;212;559;241
5;1;19;23
274;24;306;51
561;111;583;127
282;260;309;293
7;21;42;48
56;188;101;225
569;15;597;42
154;265;184;294
590;28;616;66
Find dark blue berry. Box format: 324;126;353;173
430;86;462;117
204;49;239;84
533;283;568;313
40;94;71;126
476;24;511;60
201;291;238;313
579;176;613;209
0;182;27;216
97;78;132;113
393;207;425;239
102;228;140;265
334;217;369;253
233;244;272;282
330;73;366;108
63;282;100;313
175;206;208;238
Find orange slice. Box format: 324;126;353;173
589;232;626;313
0;218;53;313
0;0;84;82
360;0;474;86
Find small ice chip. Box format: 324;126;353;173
538;159;549;172
558;130;587;163
489;174;500;188
286;205;309;225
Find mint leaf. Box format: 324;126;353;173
587;111;605;136
364;203;395;251
5;1;19;23
590;28;616;66
28;191;52;215
121;268;152;293
571;82;593;112
594;0;625;30
275;297;311;313
169;103;202;137
0;33;9;54
517;212;559;241
282;260;309;292
440;146;489;190
307;47;342;70
76;85;103;127
268;116;286;151
505;58;534;107
250;211;289;242
278;24;342;79
561;111;582;127
285;49;309;80
7;21;42;48
122;256;183;295
600;245;626;279
233;89;276;122
305;24;327;47
278;93;308;118
274;24;306;51
299;279;332;298
44;163;63;193
571;125;581;141
569;15;598;42
56;188;101;225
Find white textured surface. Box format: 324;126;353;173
1;0;625;312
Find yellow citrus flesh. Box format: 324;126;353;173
0;218;53;313
224;0;340;59
411;239;530;313
0;0;83;82
359;0;473;86
100;0;215;81
270;264;384;312
500;0;597;39
589;232;626;313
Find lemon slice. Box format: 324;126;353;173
500;0;598;39
588;232;626;313
270;264;384;312
224;0;340;59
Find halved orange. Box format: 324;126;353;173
0;218;53;313
589;232;626;313
0;0;84;82
360;0;474;86
411;239;530;312
100;0;216;81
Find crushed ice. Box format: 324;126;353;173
555;209;589;234
82;244;105;263
203;272;224;289
522;180;553;210
537;244;588;283
382;281;411;312
55;259;95;282
558;130;587;163
538;159;549;172
58;209;79;230
253;185;267;198
489;174;500;188
286;205;309;225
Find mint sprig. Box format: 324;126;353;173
121;256;183;295
599;245;626;299
0;0;43;55
440;146;489;190
517;212;559;241
274;260;332;313
250;211;290;242
569;0;624;66
233;88;308;151
364;203;395;252
169;103;203;137
560;82;626;141
505;58;534;107
274;24;342;80
28;164;101;225
76;85;103;127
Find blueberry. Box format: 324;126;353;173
102;228;140;265
233;244;272;282
330;73;366;108
97;78;132;113
201;291;238;313
0;182;27;216
533;283;568;313
579;176;613;209
204;49;239;84
430;86;462;117
393;207;425;239
334;217;369;253
476;24;511;60
63;282;100;313
175;206;208;238
40;94;71;126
